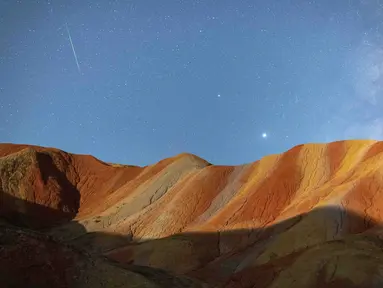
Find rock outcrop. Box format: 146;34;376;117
2;140;383;287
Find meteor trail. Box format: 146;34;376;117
65;23;81;73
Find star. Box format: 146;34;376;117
217;94;221;97
262;133;267;138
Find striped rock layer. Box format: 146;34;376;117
2;140;383;287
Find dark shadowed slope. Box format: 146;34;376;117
0;194;209;288
102;206;383;288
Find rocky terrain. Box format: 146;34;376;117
2;140;383;287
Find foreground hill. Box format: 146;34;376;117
0;223;207;288
2;140;383;287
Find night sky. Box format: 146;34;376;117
1;1;383;166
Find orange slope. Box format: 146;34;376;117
3;140;383;287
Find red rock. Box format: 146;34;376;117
2;140;383;287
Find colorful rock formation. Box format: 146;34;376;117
2;140;383;287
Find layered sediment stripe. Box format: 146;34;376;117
69;154;210;238
185;163;255;230
211;144;304;230
127;165;234;239
194;153;281;231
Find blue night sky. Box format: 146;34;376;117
1;1;383;166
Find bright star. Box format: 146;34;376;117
217;94;221;97
262;133;267;138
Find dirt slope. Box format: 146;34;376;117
0;224;208;288
2;140;383;287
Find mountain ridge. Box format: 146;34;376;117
2;139;383;287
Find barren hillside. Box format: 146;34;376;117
2;140;383;287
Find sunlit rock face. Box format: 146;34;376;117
3;140;383;287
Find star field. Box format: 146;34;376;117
1;1;383;166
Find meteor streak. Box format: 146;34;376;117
65;23;81;73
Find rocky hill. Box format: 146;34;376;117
2;140;383;287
